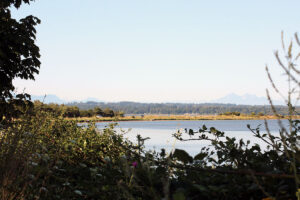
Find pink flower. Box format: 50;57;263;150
132;161;137;168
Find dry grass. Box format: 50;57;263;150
66;114;300;123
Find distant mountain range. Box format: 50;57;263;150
31;94;66;104
212;93;284;105
30;95;102;104
30;93;284;106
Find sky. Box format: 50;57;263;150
12;0;300;102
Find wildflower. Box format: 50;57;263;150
132;161;137;168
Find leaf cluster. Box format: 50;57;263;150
0;0;40;121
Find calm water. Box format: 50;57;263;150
96;120;289;156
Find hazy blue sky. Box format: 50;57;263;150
12;0;300;102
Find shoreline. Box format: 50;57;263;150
66;114;300;123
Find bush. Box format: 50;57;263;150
0;110;139;199
1;108;300;199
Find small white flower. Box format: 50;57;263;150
74;190;82;195
62;182;70;186
104;157;110;162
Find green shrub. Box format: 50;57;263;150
1;107;300;199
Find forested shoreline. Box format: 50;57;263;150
33;100;296;119
67;101;294;115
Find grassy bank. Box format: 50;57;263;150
66;114;300;123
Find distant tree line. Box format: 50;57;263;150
218;111;265;116
33;101;124;118
218;111;242;116
67;101;296;115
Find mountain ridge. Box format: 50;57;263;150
30;93;284;106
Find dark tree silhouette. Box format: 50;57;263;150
0;0;40;120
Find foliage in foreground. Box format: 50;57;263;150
0;108;300;200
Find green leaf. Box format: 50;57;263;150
194;152;207;160
210;127;217;133
173;192;185;200
172;149;193;163
193;184;207;192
